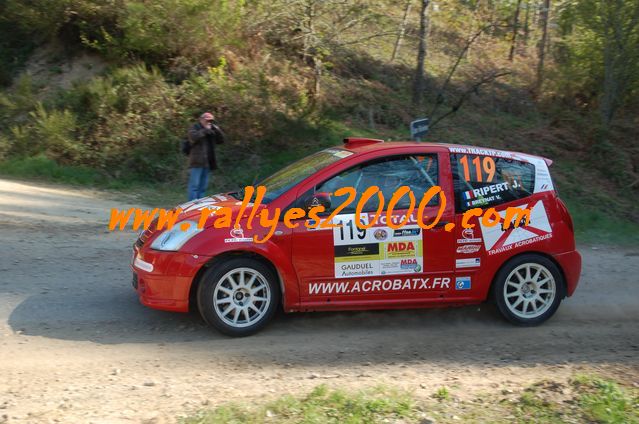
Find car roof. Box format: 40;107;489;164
340;138;552;165
343;140;447;152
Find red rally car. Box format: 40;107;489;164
131;138;582;336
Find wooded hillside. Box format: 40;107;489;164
1;0;638;233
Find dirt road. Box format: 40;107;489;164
0;178;637;423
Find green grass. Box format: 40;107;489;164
180;376;639;424
563;197;639;246
513;389;565;423
182;385;415;424
509;377;639;424
573;376;639;424
0;155;110;186
432;387;451;402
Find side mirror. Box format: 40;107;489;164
303;192;332;212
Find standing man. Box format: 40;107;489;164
187;112;225;200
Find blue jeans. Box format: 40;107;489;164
188;167;210;201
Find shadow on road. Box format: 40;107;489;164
8;287;638;369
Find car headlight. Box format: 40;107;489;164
150;220;202;251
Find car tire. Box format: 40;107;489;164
197;257;280;337
492;254;565;326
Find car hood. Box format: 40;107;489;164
175;193;261;227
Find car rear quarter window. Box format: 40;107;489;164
451;153;535;212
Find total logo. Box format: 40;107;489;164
457;228;482;244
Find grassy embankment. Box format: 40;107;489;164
182;375;639;424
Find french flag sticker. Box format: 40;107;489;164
463;190;474;200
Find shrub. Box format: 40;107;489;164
31;103;83;163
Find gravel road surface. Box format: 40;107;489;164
0;179;637;423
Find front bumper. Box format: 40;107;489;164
131;246;212;312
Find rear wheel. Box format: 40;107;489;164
198;257;280;336
493;254;564;326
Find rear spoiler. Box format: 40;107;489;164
542;157;553;167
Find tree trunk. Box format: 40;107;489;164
599;2;628;130
508;0;523;61
523;0;531;47
302;0;316;63
411;0;430;106
595;0;639;157
534;0;550;95
303;0;321;102
313;58;322;100
391;0;413;62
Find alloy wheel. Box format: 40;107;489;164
213;267;271;328
503;263;556;319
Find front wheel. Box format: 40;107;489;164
198;257;280;336
493;254;565;326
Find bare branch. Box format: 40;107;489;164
334;31;398;47
429;71;512;129
429;22;505;118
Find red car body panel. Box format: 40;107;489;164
131;140;582;314
132;248;211;311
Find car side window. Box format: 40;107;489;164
451;153;535;212
302;154;439;213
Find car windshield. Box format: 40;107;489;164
234;148;352;203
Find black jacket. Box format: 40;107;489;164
187;122;225;169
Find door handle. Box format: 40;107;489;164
423;220;450;228
433;221;450;228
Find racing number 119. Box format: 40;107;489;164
338;219;366;241
459;155;495;182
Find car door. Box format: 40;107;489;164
291;152;456;308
